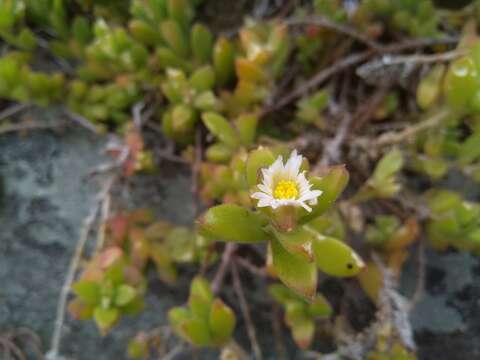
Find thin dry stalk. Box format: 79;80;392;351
231;261;263;360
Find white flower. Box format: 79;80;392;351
251;150;322;212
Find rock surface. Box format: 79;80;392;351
0;110;195;359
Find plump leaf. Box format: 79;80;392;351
273;226;315;262
357;260;383;303
94;307;119;333
372;148;404;184
209;299;236;345
235;113;258;145
206;143;234;163
246;148;275;188
72;280;101;305
167;0;193;28
198;204;268;243
190;65;215;92
271;238;317;299
310;230;365;277
269;283;299;304
114;284;137;307
160;19;188;57
202;112;238;147
417;64;445;110
168;307;191;327
181;318;212;346
235;58;265;83
300;166;349;224
290;316;315;349
213;37;235;87
191;23;213;63
189;294;211;320
308;294;332;317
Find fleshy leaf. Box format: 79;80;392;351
191;23;213;64
168;307;191;327
310;231;364;277
300;165;349;224
235;113;258;146
202;112;239;148
209;299;236;345
72;280;101;305
114;284;137;307
271;238;317;299
94;307;120;333
273;226;315;262
308;294;332;317
198;204;268;243
190;276;213;303
213;37;235;87
246;148;275;188
181;318;212;346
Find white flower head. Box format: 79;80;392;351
251;150;322;212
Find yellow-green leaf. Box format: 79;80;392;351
198;204;268;243
209;299;236;345
310;231;364;277
271;238;317;299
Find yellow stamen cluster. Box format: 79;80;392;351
274;180;298;200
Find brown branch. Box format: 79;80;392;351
261;51;373;117
0;103;32;121
316;107;352;170
373;108;449;147
211;243;237;295
231;261;263;360
287;16;382;50
46;176;116;359
235;256;268;278
261;35;459;118
0;121;68;135
191;128;202;218
352;83;391;131
272;305;288;360
62;108;99;134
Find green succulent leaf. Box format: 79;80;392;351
206;143;234;163
191;23;213;64
190;65;216;92
246;148;276;188
235;113;258;145
309;230;365;277
114;284;137;307
308;294;332;317
73;280;101;305
198;204;268;243
181;318;212;346
300;166;349;224
271;238;317;300
273;226;315;262
202;112;238;148
160;19;189;57
213;37;235;87
209;299;236;345
190;276;214;303
94;307;120;333
168;307;191;327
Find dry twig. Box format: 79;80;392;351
231;262;263;360
46;176;116;360
0;103;32;121
287;16;382;50
211;243;238;295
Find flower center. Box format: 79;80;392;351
274;180;298;200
